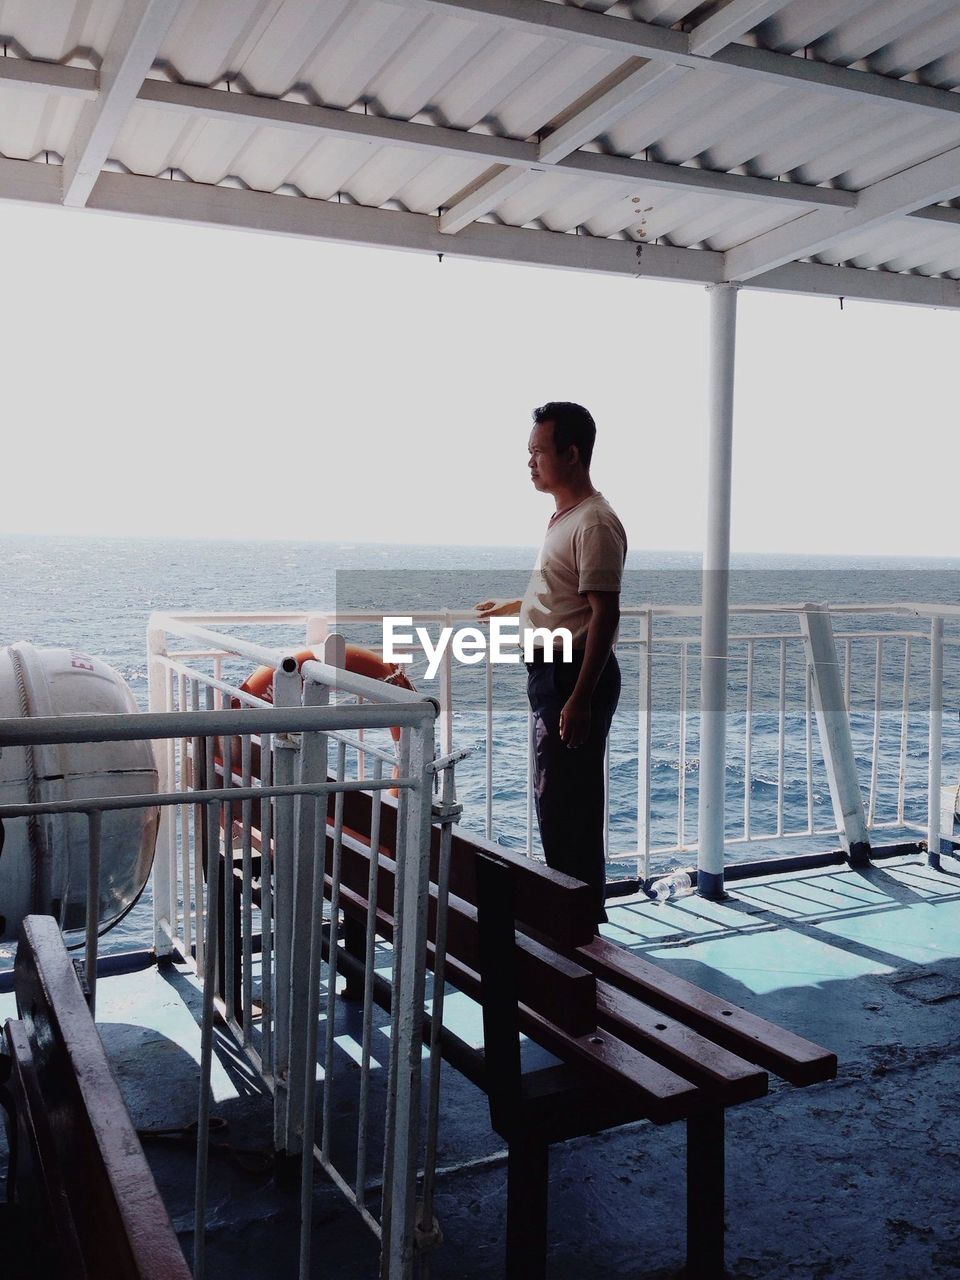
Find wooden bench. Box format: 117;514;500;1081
330;789;836;1278
1;915;193;1280
215;779;836;1279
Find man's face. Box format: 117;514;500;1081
528;420;571;494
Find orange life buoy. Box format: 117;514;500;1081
236;646;415;744
215;646;415;841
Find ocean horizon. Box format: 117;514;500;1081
3;532;957;953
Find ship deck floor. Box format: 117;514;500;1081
3;852;959;1279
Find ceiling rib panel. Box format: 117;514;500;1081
2;0;960;307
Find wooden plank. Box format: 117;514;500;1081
3;1019;87;1276
578;938;837;1087
14;915;193;1280
334;880;700;1125
217;759;595;946
337;786;596;947
595;982;768;1105
332;828;598;1037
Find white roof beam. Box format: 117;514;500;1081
752;258;960;309
391;0;960;121
724;144;960;280
537;61;689;164
443;61;687;234
0;59;96;98
1;155;959;309
688;0;794;58
60;0;183;208
0;156;63;204
11;59;960;235
0;62;862;214
89;169;724;284
139;76;851;212
913;204;960;229
80;170;960;308
438;165;541;234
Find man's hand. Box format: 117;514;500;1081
476;598;522;621
559;690;591;749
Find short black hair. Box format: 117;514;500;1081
532;401;597;469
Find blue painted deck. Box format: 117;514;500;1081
2;853;959;1278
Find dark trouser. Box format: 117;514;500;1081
526;651;621;924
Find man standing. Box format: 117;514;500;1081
478;402;626;926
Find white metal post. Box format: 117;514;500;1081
637;609;653;884
697;283;738;899
147;619;175;955
799;604;870;864
285;650;331;1156
272;658;302;1152
927;615;944;868
382;717;436;1280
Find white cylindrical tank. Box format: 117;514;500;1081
0;642;158;945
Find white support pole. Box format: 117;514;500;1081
927;616;944;869
285;653;330;1156
799;604;871;865
637;609;653;884
272;658;302;1152
381;717;436;1280
147;619;175;955
697;283;738;899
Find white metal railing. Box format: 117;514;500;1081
145;602;958;886
143;600;959;897
0;621;455;1280
148;617;464;1280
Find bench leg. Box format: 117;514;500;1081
686;1106;725;1279
506;1136;549;1280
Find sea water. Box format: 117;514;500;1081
3;534;958;951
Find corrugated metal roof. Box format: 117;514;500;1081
2;0;960;303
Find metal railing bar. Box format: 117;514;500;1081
805;662;814;835
315;1146;383;1238
744;638;754;842
418;769;457;1252
485;657;494;841
844;638;852;716
898;638;911;826
0;776;419;822
191;679;205;971
867;637;883;827
166;666;178;934
638;610;652;883
84;810;102;1017
677;642;688;849
178;672;192;963
0;703;436;751
355;758;384;1207
526;711;535;858
259;734;274;1076
301;658;433;709
777;637;787;838
440;616;454;758
193;734;221;1280
241;734;254;1046
379;728;411;1261
156;657;273;709
321;744;348;1167
222;731;235;1027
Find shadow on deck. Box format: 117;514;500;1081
2;854;959;1279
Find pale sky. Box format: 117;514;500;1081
1;197;956;557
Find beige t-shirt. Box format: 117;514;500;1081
520;492;627;651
